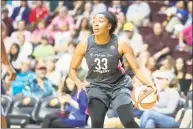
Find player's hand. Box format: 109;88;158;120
147;84;157;95
7;66;16;81
77;81;88;91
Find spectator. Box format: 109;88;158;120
11;20;31;43
17;33;33;61
30;20;49;45
76;2;93;27
33;35;55;59
8;43;21;71
146;57;157;73
11;0;31;29
1;0;13;17
54;22;72;56
56;42;76;76
42;75;88;128
69;1;84;18
121;22;144;56
114;12;127;35
2;8;14;36
178;24;192;52
174;58;192;97
47;6;74;33
11;60;35;96
175;85;192;128
164;1;188;33
108;1;123;15
29;1;49;24
184;1;192;27
51;1;63;14
21;60;55;99
55;42;77;77
140;71;180;128
159;55;175;72
91;0;107;16
57;75;77;96
77;17;91;42
144;22;171;60
46;59;62;89
126;1;151;27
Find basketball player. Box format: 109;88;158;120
69;11;157;128
1;22;16;128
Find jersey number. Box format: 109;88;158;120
94;58;108;70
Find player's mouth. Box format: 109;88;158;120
94;28;99;32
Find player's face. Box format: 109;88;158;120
92;14;111;35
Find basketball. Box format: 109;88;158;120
132;86;158;110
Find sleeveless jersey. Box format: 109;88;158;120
85;34;125;84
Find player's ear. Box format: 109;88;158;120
108;23;112;30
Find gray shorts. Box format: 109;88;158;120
87;75;133;110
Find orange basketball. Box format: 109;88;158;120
132;86;158;110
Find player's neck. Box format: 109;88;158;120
95;33;111;45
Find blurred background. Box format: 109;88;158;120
1;0;192;128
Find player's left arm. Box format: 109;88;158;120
118;38;156;90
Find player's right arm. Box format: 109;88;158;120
1;22;16;81
69;40;87;90
1;40;16;81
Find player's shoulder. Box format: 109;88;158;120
80;34;94;45
76;35;93;55
117;35;128;46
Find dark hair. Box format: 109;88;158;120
10;43;20;62
62;75;77;96
174;58;187;79
68;41;77;48
97;11;118;33
80;17;90;30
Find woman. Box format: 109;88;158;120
159;55;175;72
8;43;21;71
46;59;62;90
174;58;192;96
77;17;91;42
69;11;156;128
140;70;180;128
31;20;48;45
42;75;88;128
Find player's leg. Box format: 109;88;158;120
88;99;108;128
1;115;7;128
116;103;139;128
1;105;7;128
87;86;110;128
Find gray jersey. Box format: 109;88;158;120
85;34;125;84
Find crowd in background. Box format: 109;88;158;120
1;0;192;128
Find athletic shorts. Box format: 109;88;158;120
87;75;133;110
